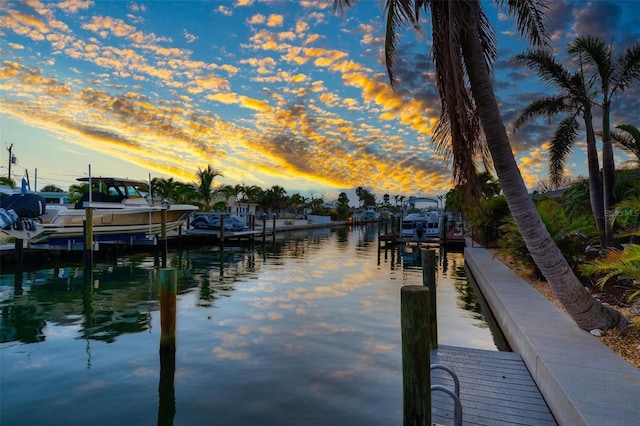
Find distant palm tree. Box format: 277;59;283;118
67;183;89;204
173;182;199;206
40;184;64;192
151;177;178;202
568;36;640;245
0;177;15;188
333;0;624;330
513;48;606;243
194;166;224;211
263;185;287;214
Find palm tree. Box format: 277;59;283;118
151;177;178;202
194;165;223;211
512;49;606;244
67;183;89;204
610;124;640;166
173;182;199;206
568;36;640;245
40;184;64;192
0;177;15;188
262;185;288;215
333;0;624;330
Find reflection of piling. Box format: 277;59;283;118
421;248;438;348
159;268;177;354
13;262;24;295
401;285;431;426
158;346;176;425
158;266;177;425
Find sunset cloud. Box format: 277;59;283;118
1;0;637;199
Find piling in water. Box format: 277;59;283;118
421;248;438;348
159;268;177;354
401;285;431;426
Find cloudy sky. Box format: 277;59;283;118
1;0;639;203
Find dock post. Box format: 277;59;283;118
421;248;438;348
159;268;177;354
262;213;267;243
14;238;23;264
401;285;431;426
158;267;176;424
83;208;94;267
219;215;225;246
272;214;277;243
160;208;167;268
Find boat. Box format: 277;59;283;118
0;177;198;245
191;213;248;232
400;197;445;242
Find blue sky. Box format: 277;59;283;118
1;0;639;203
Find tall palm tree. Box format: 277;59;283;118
333;0;624;330
610;124;640;166
194;165;223;211
568;36;640;244
512;49;606;244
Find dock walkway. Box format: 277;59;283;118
464;243;640;426
431;345;556;425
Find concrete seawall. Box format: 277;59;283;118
464;244;640;425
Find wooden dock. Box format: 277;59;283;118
430;345;556;425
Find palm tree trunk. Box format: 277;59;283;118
583;107;606;247
601;100;617;248
462;15;624;330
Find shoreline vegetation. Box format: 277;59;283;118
490;248;640;369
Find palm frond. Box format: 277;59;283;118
514;49;573;89
497;0;549;48
611;124;640;160
384;0;416;88
549;116;578;186
612;42;640;92
512;96;571;131
568;36;613;95
579;244;640;292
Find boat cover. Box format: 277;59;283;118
0;193;47;218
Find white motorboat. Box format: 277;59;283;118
400;197;445;241
0;177;198;245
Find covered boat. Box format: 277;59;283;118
0;177;198;245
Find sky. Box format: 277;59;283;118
1;0;639;205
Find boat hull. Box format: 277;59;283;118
3;205;196;244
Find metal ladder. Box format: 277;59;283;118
431;364;463;426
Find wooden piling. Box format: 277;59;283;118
14;238;23;264
83;208;94;267
421;248;438;348
159;268;177;354
262;214;267;243
401;285;431;426
272;214;277;243
158;267;176;424
219;215;225;247
160;208;167;268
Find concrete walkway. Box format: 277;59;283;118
464;245;640;426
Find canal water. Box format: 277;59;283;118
1;225;499;425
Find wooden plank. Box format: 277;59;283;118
431;345;557;426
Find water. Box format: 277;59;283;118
1;226;499;425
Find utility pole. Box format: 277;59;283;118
6;143;13;179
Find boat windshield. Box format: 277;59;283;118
107;184;144;199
